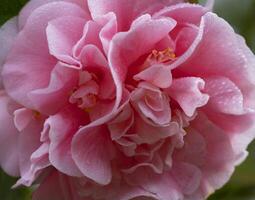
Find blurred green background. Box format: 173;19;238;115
0;0;255;199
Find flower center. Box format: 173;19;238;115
69;71;99;112
144;47;176;66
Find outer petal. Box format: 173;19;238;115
176;12;255;110
32;170;71;200
0;18;18;89
2;2;87;109
125;168;183;200
17;109;45;179
46;16;86;64
0;91;20;176
47;105;87;177
204;76;247;115
72;126;114;185
88;0;183;30
19;0;90;29
176;113;238;199
166;77;209;117
28;63;79;115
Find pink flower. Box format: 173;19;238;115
0;0;255;199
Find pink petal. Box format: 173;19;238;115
98;12;117;54
134;64;172;88
204;76;247;115
108;104;134;140
171;162;201;195
32;170;71;200
125;168;183;200
154;3;208;25
47;106;87;176
133;116;179;144
28;63;79;115
46;16;86;64
176;12;255;110
14;142;50;187
18;111;45;179
109;14;176;82
14;108;34;132
174;25;199;56
72;126;114;185
0;91;20;176
2;2;86;109
178;113;237;198
88;0;183;30
0;17;18;89
19;0;90;29
131;84;171;125
166;77;209;117
73;20;103;58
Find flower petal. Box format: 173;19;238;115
0;17;18;89
166;77;209;117
0;91;20;176
72;126;114;185
2;2;86;109
88;0;182;30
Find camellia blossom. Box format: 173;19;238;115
0;0;255;199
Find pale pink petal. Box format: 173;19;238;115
176;113;237;198
46;16;86;64
204;76;247;114
47;106;87;177
28;63;79;115
174;25;199;56
108;104;134;140
18;111;45;179
204;110;254;133
2;2;87;109
131;84;171;125
78;45;108;68
0;18;18;89
125;168;183;200
72;126;114;185
98;12;117;54
154;3;208;25
134;64;172;88
133;116;179;144
88;0;183;30
0;91;20;176
171;162;202;195
14;108;33;132
14;142;50;187
109;14;176;82
166;77;209;117
176;12;255;110
73;20;103;58
19;0;90;29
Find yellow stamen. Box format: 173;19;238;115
147;47;176;65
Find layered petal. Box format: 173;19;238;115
0;91;20;176
166;77;209;117
2;2;87;109
28;63;79;115
72;126;114;185
46;16;86;65
47;106;87;177
19;0;90;29
0;18;18;89
88;0;183;30
176;12;255;110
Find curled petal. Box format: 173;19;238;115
72;126;114;185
